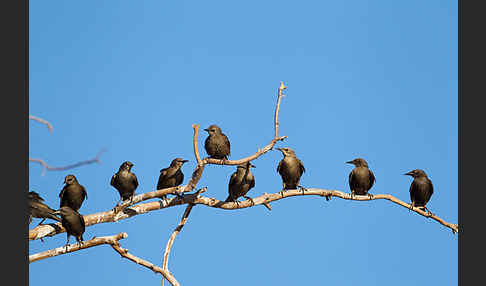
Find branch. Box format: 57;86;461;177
29;186;458;242
29;115;53;133
162;203;195;286
29;232;128;263
111;240;180;286
29;148;107;176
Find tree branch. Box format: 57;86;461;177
29;148;107;176
29;115;53;133
162;203;195;286
29;186;458;243
30;232;128;263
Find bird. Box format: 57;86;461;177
225;161;256;204
404;169;434;213
54;206;85;249
157;158;189;200
59;174;88;212
110;161;139;204
276;147;306;193
29;191;61;225
346;158;376;199
204;124;231;160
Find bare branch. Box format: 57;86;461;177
29;186;458;242
29;115;53;133
162;203;195;286
29;148;107;176
111;241;180;286
30;232;128;263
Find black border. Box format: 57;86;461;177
1;0;28;285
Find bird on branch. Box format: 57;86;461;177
29;191;61;225
54;206;85;249
59;174;88;212
110;161;139;205
225;161;256;204
204;124;231;160
157;158;189;201
404;169;434;214
346;158;376;199
276;147;306;194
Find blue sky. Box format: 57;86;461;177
29;1;457;285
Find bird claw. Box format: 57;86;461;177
298;185;307;195
367;193;374;200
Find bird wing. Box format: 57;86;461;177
223;134;231;157
176;171;184;186
131;173;139;189
348;170;354;191
277;159;283;174
59;186;66;199
424;179;434;203
369;169;376;187
110;173;117;187
298;159;306;174
228;172;238;192
81;185;88;200
157;169;168;189
249;175;255;190
79;212;86;230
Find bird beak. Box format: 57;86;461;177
250;163;256;168
345;161;354;164
276;148;282;152
404;171;413;176
53;210;61;215
203;128;209;132
182;160;189;163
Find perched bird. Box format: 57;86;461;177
204;124;231;160
346;158;376;199
276;147;306;192
157;158;189;199
29;191;61;225
225;161;256;203
110;161;139;204
404;169;434;212
54;206;85;248
59;174;88;212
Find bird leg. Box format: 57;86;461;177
160;195;169;206
298;185;308;195
350;191;355;200
243;196;255;206
409;202;415;211
367;193;374;200
423;207;434;217
36;218;46;226
65;235;71;252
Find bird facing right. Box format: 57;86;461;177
346;158;376;198
204;124;231;160
59;174;88;212
110;161;139;204
54;206;85;248
276;147;306;191
157;158;189;199
225;161;256;203
404;169;434;212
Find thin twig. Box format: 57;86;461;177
29;115;53;133
29;148;107;176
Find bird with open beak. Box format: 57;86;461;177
204;124;231;160
276;147;306;194
404;169;434;214
346;158;375;199
225;161;256;204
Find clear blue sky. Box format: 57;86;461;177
29;1;457;285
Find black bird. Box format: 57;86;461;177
29;191;61;225
225;161;256;203
110;161;139;204
157;158;189;200
204;124;231;160
59;174;88;212
54;206;85;248
276;147;306;192
405;169;434;213
346;158;376;199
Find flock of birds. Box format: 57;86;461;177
29;124;434;248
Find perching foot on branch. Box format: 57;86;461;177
243;196;255;206
368;193;374;200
